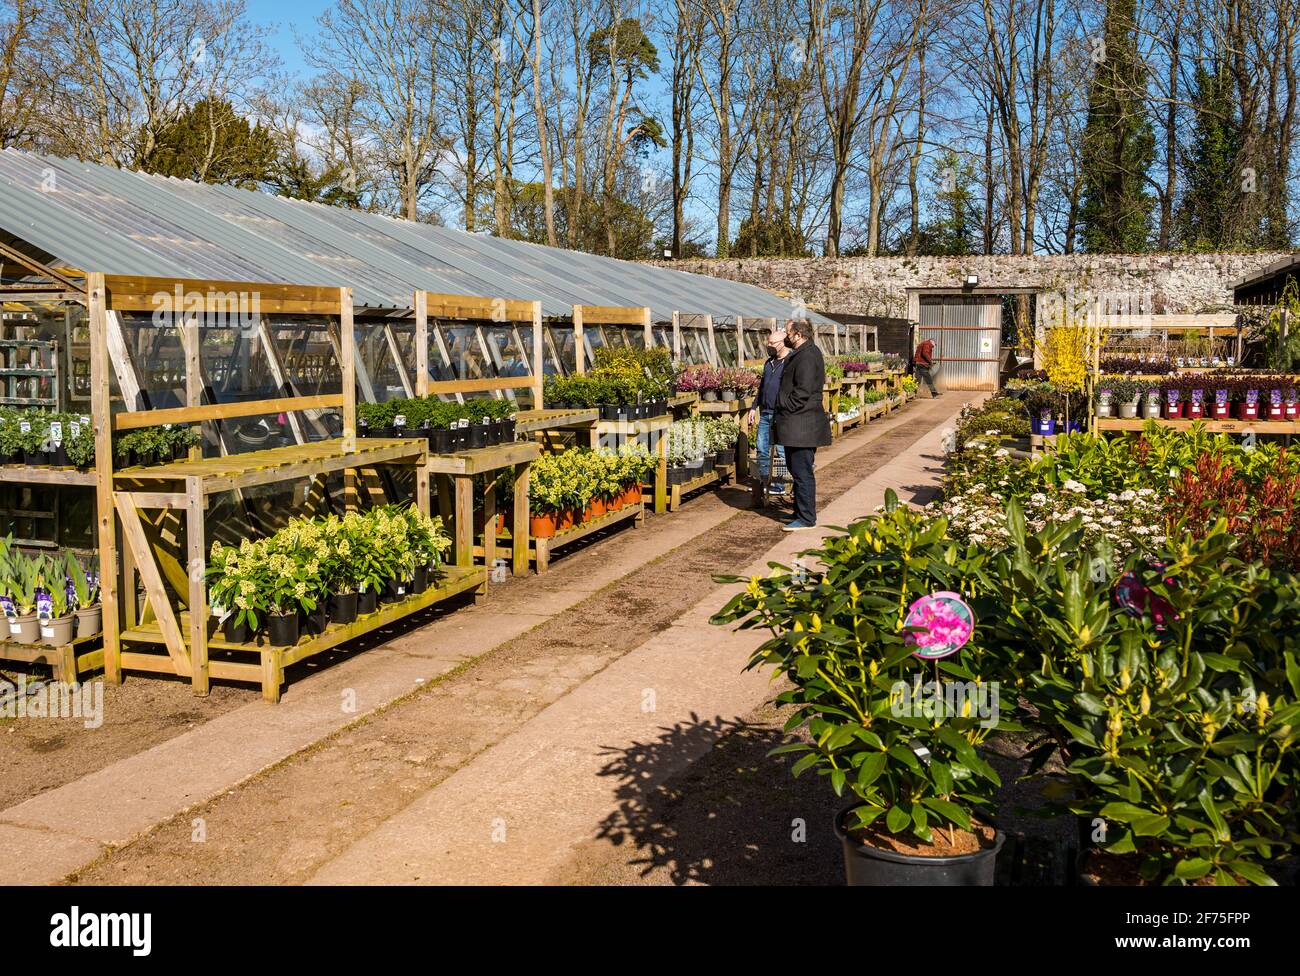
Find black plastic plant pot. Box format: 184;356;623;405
222;615;251;644
667;466;687;485
173;443;190;462
267;612;300;648
600;404;621;421
469;425;489;449
834;807;1004;886
358;588;378;615
425;427;450;453
382;577;405;603
329;591;359;625
411;565;429;595
703;456;715;474
23;449;45;466
51;445;70;466
504;419;517;441
302;604;328;636
717;449;736;466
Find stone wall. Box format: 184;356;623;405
652;253;1288;319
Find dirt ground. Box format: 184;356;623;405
64;400;957;884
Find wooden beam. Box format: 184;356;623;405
672;311;681;360
425;376;537;396
101;275;341;315
421;292;537;323
111;394;344;430
643;306;653;347
572;305;584;374
341;287;356;451
186;476;209;695
0;239;86;293
573;304;648;326
531;301;544;408
414;291;430;398
88;273;120;684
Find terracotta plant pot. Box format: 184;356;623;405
589;497;607;519
74;605;102;639
624;484;642;506
8;612;40;643
559;508;577;531
41;614;75;646
530;512;558;538
608;492;623;512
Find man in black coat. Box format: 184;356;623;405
773;318;832;531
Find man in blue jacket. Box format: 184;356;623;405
747;325;790;496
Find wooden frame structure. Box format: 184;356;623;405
572;304;653;374
87;274;467;702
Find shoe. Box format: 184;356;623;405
783;520;815;532
768;482;787;495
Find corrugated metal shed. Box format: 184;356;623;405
0;149;832;325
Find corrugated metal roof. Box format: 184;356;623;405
0;149;833;325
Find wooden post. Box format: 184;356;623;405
513;462;530;577
643;307;652;348
88;273;120;685
736;316;745;366
186;476;209;696
672;311;681;361
340;287;356;451
532;301;544;407
415;291;429;398
705;314;717;365
573;305;585;374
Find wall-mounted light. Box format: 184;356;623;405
963;273;979;289
663;248;673;260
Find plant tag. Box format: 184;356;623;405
49;421;63;445
40;626;54;638
19;420;30;434
904;592;974;660
909;739;933;765
394;414;407;428
69;421;81;439
80;415;90;426
8;622;18;635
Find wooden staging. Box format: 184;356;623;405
119;565;485;703
426;440;539;576
669;463;736;512
693;398;752;482
0;633;104;684
1095;417;1298;435
592;414;671;514
530;500;643;573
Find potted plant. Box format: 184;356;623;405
66;551;101;638
1236;386;1260;420
1211;386;1231;419
1162;386;1184;419
1023;385;1059;436
711;493;1009;885
1186;388;1206;419
1141;386;1162;419
6;553;41;643
1109;379;1140;418
1266;387;1286;420
40;569;75;646
1094;384;1115;418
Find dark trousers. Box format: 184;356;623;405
915;365;940;397
785;446;817;525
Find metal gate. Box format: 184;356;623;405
917;295;1001;391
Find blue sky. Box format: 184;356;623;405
250;0;331;79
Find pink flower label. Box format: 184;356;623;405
904;592;974;660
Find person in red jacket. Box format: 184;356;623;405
912;337;941;398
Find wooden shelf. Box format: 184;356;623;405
1096;418;1298;434
668;464;735;511
0;464;97;486
424;440;539;476
530;500;643;573
112;436;428;495
513;407;600;433
594;414;672;435
695;399;747;413
120;565;486;702
669;392;698;409
0;632;104;683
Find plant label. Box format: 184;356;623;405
904;592;974;659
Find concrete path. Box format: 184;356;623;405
0;394;965;885
307;399;962;884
